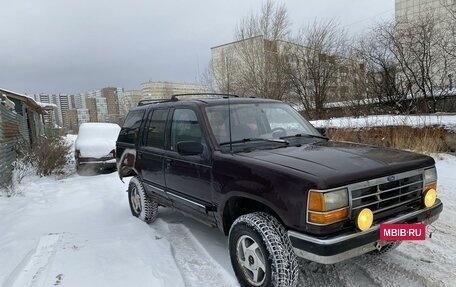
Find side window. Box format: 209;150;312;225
170;109;202;151
118;110;145;144
144;109;168;149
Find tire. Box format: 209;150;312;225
369;241;402;255
128;176;158;224
228;212;299;287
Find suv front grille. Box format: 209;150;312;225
350;170;424;220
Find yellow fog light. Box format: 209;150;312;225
423;188;437;208
355;208;373;231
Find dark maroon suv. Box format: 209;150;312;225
116;94;443;287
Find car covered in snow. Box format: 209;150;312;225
75;123;121;171
116;94;443;287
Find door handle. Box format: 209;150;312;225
165;158;173;168
137;151;143;159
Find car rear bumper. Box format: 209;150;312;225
288;199;443;264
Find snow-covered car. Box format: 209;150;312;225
75;123;121;171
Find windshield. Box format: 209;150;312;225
205;102;320;146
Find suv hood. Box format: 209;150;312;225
237;141;434;189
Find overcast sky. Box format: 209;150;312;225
0;0;394;94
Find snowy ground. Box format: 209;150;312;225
0;155;455;287
311;114;456;131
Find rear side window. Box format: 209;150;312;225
118;110;145;144
144;109;169;149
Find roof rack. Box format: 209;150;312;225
170;93;239;101
137;98;175;106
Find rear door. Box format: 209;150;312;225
136;108;171;205
163;107;216;224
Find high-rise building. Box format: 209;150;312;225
67;108;90;133
73;93;87;109
95;97;108;122
101;87;120;116
85;97;98;122
58;94;72;128
33;93;61;126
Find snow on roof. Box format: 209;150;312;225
36;101;57;109
0;87;54;112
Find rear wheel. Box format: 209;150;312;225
128;177;158;223
229;212;299;287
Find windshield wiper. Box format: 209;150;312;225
220;138;289;146
280;133;328;140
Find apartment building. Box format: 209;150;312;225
211;35;361;102
67;108;90;133
124;90;142;106
101;87;120;116
395;0;455;21
140;81;207;99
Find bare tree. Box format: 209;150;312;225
285;20;348;119
355;8;455;115
211;0;291;100
391;12;452;113
354;22;411;113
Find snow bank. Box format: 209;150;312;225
311;114;456;131
1;155;455;286
75;123;121;158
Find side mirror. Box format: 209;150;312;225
316;127;327;137
176;141;203;156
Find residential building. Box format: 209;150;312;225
125;90;142;106
67;108;90;133
101;87;120;116
95;97;108;122
59;94;72;128
211;36;361;103
395;0;455;21
33;93;61;127
85;97;98;122
73;93;87;109
140;81;207;99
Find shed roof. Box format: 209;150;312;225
0;88;55;113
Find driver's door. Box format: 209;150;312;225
163;107;215;224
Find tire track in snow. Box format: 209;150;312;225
350;255;444;287
153;219;237;287
5;234;60;287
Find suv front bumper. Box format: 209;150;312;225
288;199;443;264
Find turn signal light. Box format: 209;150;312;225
308;208;349;224
355;208;373;231
308;192;325;211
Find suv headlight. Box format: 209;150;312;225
308;188;349;225
424;167;437;184
423;167;437;208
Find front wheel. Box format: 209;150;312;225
229;212;299;287
128;177;158;223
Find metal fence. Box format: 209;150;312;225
0;105;29;189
